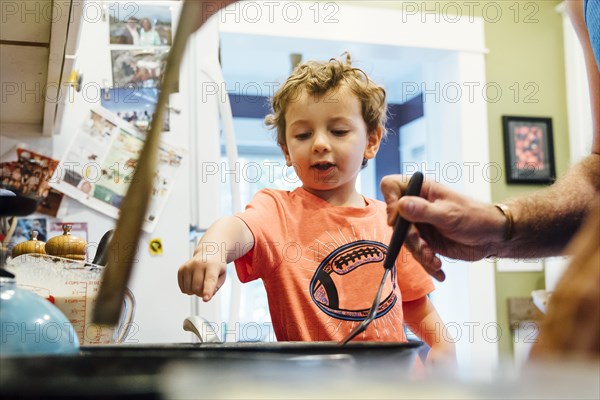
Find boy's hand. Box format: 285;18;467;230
426;342;457;370
178;251;227;302
177;216;253;301
177;216;254;301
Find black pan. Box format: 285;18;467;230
80;340;422;358
1;341;423;398
0;194;39;217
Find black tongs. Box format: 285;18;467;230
339;172;424;345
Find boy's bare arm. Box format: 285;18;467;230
178;216;254;301
403;296;456;365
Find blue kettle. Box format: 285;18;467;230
0;268;80;356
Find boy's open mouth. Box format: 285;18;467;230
312;162;335;171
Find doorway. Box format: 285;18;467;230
197;1;497;377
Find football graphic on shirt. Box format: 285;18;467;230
309;240;397;321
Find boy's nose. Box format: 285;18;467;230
311;131;331;153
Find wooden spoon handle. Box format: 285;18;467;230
93;1;235;325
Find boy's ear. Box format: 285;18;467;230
364;126;383;160
282;145;292;166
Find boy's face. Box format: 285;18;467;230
282;85;381;195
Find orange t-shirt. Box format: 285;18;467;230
235;188;434;342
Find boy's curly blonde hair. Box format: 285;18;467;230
264;53;388;149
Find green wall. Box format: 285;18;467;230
352;0;570;357
481;0;567;357
484;0;569;199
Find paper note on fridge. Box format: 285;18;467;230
49;107;186;232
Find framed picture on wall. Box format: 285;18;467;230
502;116;556;184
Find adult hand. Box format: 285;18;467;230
380;175;506;281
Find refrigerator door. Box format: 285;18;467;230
184;15;242;339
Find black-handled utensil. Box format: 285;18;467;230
92;230;114;267
339;172;424;345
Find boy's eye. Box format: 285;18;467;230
332;130;349;136
295;132;310;140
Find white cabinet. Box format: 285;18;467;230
0;0;83;137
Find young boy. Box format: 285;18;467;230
178;54;455;363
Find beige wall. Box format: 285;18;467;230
355;0;569;356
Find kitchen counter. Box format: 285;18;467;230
1;342;598;399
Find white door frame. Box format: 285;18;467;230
556;2;594;165
194;1;497;376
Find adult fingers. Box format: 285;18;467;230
404;228;445;282
382;175;435;226
386;200;400;226
397;195;449;227
381;175;405;225
381;173;431;201
380;174;406;204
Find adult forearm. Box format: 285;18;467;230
497;0;599;259
497;154;600;258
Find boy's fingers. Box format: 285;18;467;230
201;266;222;302
190;268;206;298
177;269;184;293
180;267;193;295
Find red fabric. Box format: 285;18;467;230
235;188;434;342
